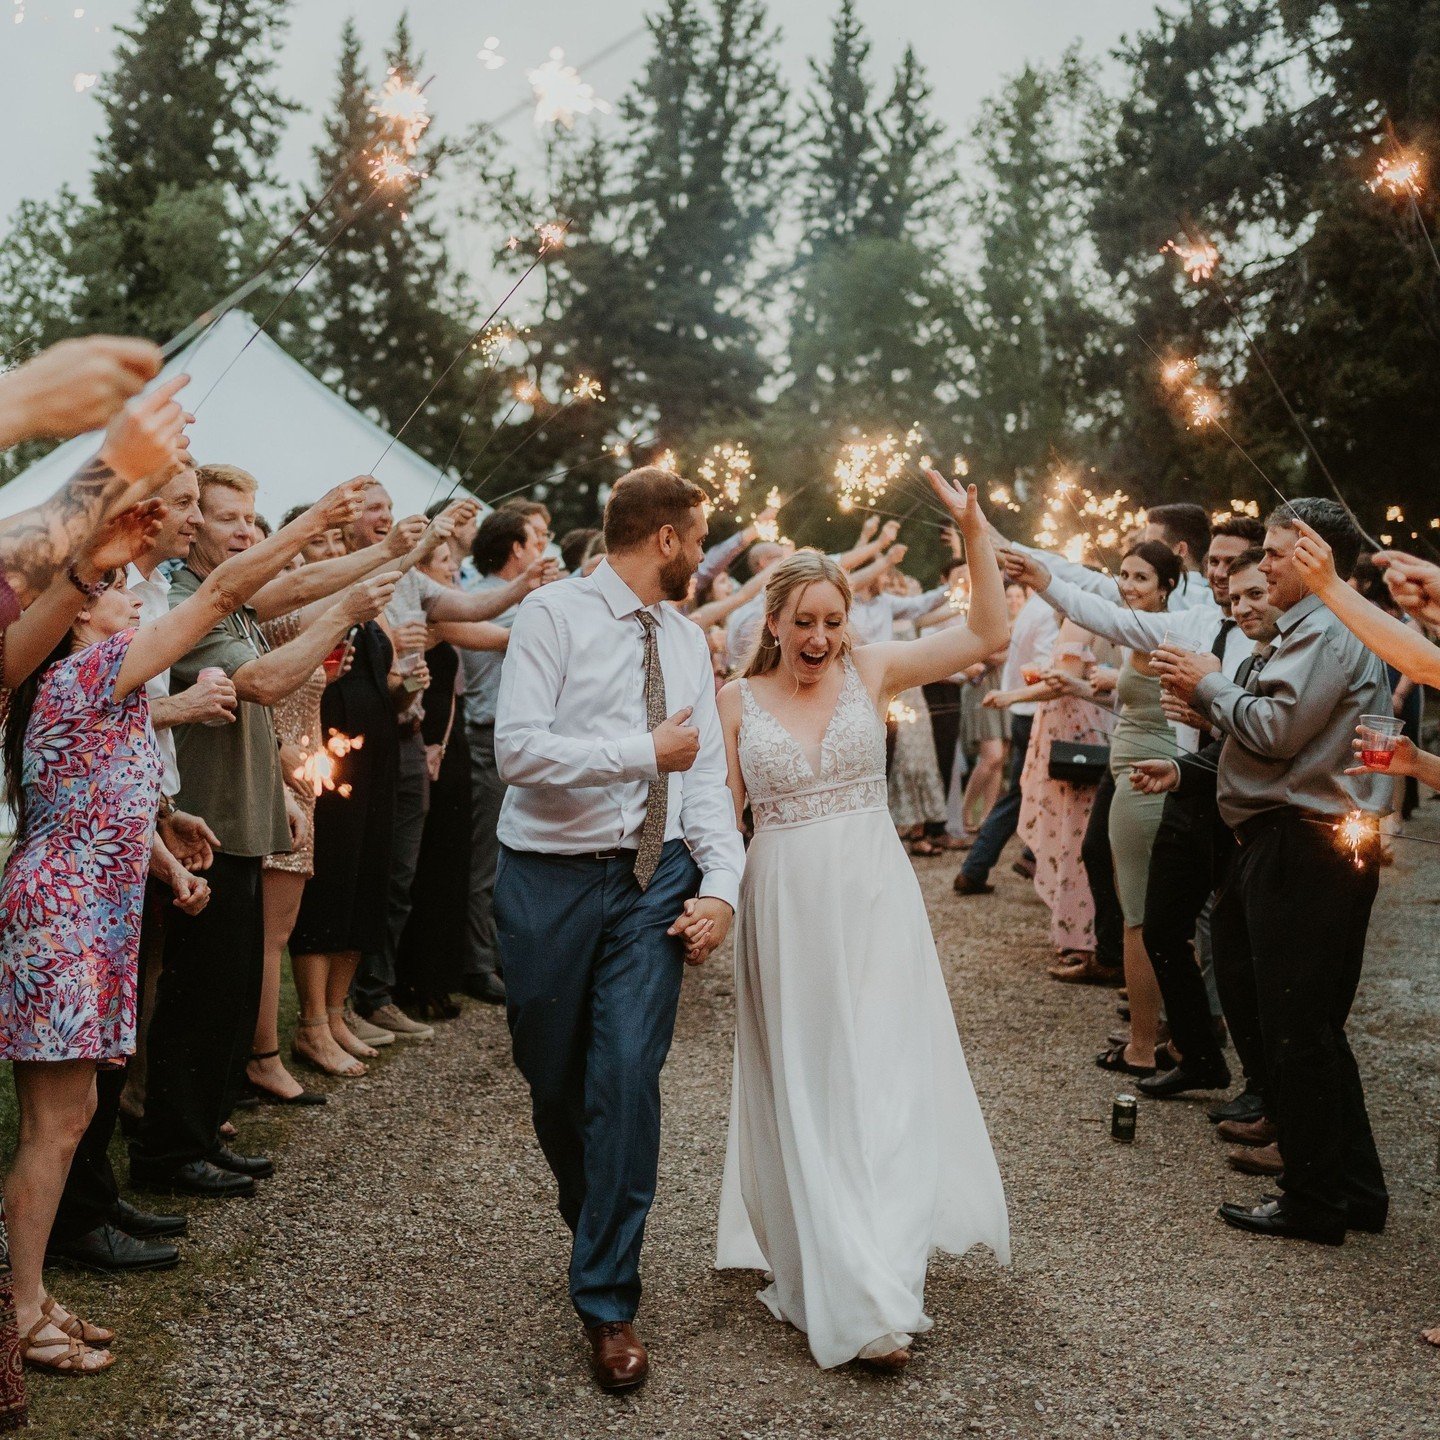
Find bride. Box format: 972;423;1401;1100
714;468;1012;1371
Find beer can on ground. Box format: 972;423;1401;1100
1111;1094;1138;1143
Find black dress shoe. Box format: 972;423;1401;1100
210;1145;274;1179
112;1197;187;1239
46;1221;179;1274
1208;1087;1265;1125
460;971;507;1004
1261;1192;1388;1235
131;1159;255;1198
1217;1198;1344;1246
1137;1061;1232;1099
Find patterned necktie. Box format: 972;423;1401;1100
1240;644;1275;693
634;609;668;890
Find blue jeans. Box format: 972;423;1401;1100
494;839;700;1325
961;712;1032;884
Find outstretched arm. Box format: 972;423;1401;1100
860;471;1010;697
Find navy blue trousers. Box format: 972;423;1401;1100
494;839;700;1325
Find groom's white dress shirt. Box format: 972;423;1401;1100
495;558;745;910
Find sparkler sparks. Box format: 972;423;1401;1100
1034;471;1144;560
696;442;754;512
1160;356;1197;389
293;730;365;800
655;449;679;474
535;220;568;254
1368;150;1424;200
1163;233;1220;283
567;374;605;403
832;429;921;509
1185;387;1225;428
752;487;785;542
887;699;918;727
988;485;1022;514
527;48;613;129
1386;505;1405;523
368;146;422;188
1335;810;1379;869
370;69;431;154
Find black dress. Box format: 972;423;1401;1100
291;622;398;954
395;642;472;1005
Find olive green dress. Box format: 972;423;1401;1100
1106;656;1175;925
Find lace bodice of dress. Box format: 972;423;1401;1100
739;655;888;831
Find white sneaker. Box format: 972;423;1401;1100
344;1008;395;1047
365;1003;434;1040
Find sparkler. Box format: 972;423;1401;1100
833;428;923;509
696;442;755;512
293;730;365;799
1367;144;1440;280
752;487;784;543
1334;810;1379;869
370;68;432;154
527;48;613;129
887;699;918;727
988;485;1022;514
655;450;680;474
1161;235;1219;282
369;146;423;188
535;220;569;254
467;373;607;494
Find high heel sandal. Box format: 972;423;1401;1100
246;1049;327;1105
290;1017;366;1077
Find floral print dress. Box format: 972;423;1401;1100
0;629;161;1062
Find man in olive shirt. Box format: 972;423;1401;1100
131;467;392;1197
1157;499;1391;1247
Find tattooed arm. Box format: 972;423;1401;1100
0;375;190;609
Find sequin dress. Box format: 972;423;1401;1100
260;609;327;877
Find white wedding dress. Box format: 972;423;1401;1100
716;654;1010;1368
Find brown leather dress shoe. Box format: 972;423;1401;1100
1228;1141;1283;1176
586;1321;648;1391
1217;1115;1277;1147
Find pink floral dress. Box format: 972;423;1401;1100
0;630;160;1062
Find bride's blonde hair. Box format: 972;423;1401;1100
742;550;853;679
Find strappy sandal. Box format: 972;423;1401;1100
21;1311;113;1375
246;1050;327;1105
1095;1043;1156;1078
45;1295;112;1347
327;1005;380;1063
291;1017;366;1078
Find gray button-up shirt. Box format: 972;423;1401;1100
1192;593;1391;828
459;571;516;728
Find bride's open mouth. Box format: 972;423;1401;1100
798;648;829;674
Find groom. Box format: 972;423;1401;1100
493;466;745;1390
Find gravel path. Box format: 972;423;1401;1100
82;813;1440;1438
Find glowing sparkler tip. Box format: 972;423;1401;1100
370;69;431;154
1368;150;1424;199
1160;356;1197;388
1163;234;1220;283
655;449;679;475
1335;810;1379;868
368;146;422;188
1185;387;1224;428
568;374;605;403
535;221;568;254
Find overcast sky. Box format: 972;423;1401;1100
3;0;1163;238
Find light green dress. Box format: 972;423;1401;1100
1107;656;1175;926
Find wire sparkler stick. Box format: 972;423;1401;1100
467;375;604;492
1369;144;1440;278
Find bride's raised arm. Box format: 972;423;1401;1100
856;469;1011;698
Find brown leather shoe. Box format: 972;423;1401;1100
1217;1115;1277;1147
1228;1141;1283;1176
586;1321;648;1391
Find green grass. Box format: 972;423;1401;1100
0;953;393;1438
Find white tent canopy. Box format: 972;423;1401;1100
0;310;472;525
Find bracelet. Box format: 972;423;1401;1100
66;563;106;600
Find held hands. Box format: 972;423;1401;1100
923;467;984;538
1002;549;1051;592
667;896;733;965
0;336;162;445
168;866;211;916
1150;644;1219;705
97;374;192;485
653;707;700;773
342;570;401;624
1129;759;1181;795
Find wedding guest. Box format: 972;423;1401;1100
1156;500;1391;1246
884;577;951;854
455;508;553;1004
0;335;160;452
559;527;601;576
952;585;1059;894
1015;620;1118;970
493;466;745;1391
1;480;366;1371
130;471;390;1198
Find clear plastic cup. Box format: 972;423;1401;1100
1357;714;1403;769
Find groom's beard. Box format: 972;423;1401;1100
659;554;695;603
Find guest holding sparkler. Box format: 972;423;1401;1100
129;471;393;1200
1155;500;1391;1246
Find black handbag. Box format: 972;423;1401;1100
1048;740;1110;785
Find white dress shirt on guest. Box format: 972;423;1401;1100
1001;593;1062;719
848;587;949;647
495;558;746;911
127;561;180;798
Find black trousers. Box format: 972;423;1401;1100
1081;770;1123;970
53;882;167;1241
1141;791;1226;1072
1211;812;1385;1227
132;854;264;1171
